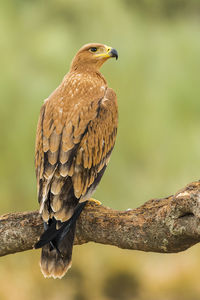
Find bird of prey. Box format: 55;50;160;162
35;43;118;278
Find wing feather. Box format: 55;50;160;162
35;87;118;222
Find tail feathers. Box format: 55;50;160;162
35;202;87;279
40;223;75;279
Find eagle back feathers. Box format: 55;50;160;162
35;71;118;223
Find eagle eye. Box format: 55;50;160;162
90;47;97;52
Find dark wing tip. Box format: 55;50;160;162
34;240;45;249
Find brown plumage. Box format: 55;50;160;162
35;43;118;278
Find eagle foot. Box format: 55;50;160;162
88;198;102;205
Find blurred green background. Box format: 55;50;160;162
1;0;200;299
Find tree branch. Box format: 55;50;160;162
1;180;200;257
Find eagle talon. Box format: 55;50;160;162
88;198;102;205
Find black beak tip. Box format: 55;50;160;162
111;48;118;60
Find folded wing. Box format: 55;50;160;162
35;88;118;223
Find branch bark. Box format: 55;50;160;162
1;180;200;257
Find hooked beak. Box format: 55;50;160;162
108;48;118;60
95;45;118;60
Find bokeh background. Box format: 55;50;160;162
1;1;200;299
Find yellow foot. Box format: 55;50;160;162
89;198;102;205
